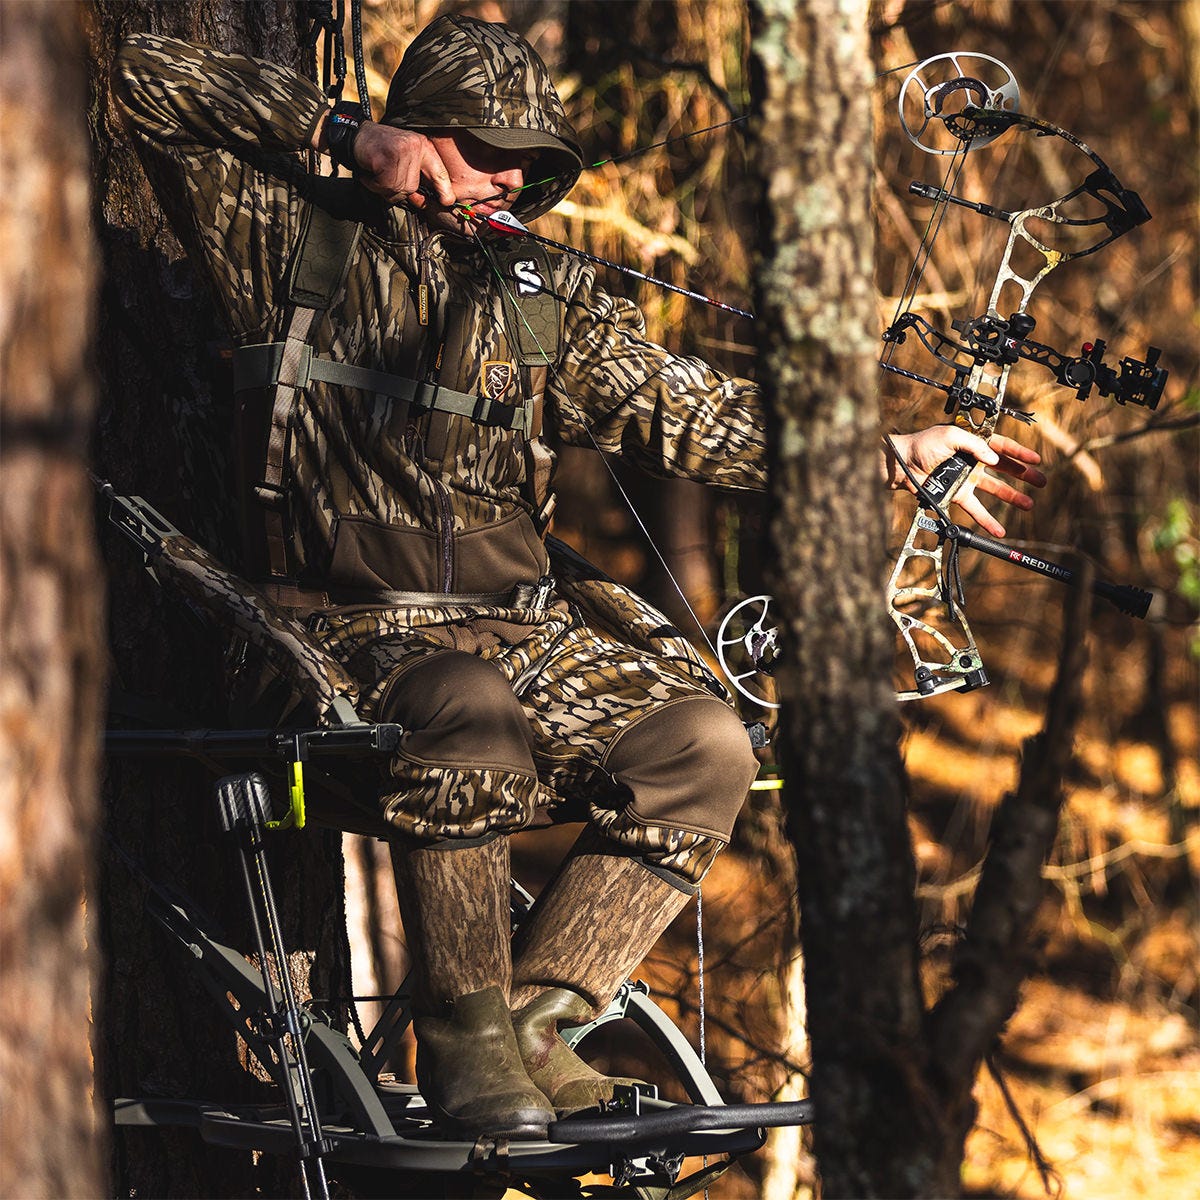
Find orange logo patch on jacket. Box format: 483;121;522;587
481;360;516;400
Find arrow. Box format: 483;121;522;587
470;207;754;319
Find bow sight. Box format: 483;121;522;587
882;310;1167;423
716;52;1169;710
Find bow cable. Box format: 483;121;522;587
466;219;729;675
879;139;971;380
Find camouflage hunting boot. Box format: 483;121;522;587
509;829;694;1114
392;837;554;1139
413;985;555;1139
511;986;644;1116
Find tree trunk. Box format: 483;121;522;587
0;4;105;1197
751;0;939;1194
82;4;349;1195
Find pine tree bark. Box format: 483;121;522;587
0;4;105;1196
751;0;939;1194
82;4;348;1195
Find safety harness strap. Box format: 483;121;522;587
522;363;556;533
256;304;317;578
247;201;364;579
234;342;530;433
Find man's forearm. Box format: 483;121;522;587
113;33;328;155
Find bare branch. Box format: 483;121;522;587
930;561;1094;1097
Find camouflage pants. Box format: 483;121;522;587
317;599;758;885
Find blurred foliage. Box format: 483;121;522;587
1150;495;1200;654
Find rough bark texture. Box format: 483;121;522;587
0;4;105;1196
82;4;348;1196
750;0;937;1194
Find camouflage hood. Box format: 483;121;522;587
382;15;582;221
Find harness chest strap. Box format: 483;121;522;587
234;341;532;433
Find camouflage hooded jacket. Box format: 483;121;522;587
113;17;766;611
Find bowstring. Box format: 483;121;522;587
880;138;971;375
518;114;750;197
467;222;726;669
464;116;749;222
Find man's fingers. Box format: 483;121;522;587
419;148;456;206
953;488;1006;538
994;453;1047;487
988;433;1042;464
944;427;999;468
975;471;1035;510
987;434;1047;486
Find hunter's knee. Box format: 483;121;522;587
382;650;536;775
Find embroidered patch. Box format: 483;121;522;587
512;258;545;297
481;360;516;400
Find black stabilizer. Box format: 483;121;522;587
951;527;1153;619
1092;579;1153;619
215;772;274;834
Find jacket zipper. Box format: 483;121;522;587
432;476;454;593
410;232;454;592
404;416;454;593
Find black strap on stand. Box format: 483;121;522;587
215;772;333;1200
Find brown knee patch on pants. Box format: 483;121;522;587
588;696;759;883
601;695;758;840
382;649;539;775
377;650;541;840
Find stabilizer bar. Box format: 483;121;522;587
916;515;1153;618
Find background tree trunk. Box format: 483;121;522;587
0;3;105;1196
82;4;349;1196
751;0;941;1193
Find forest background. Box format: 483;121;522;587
0;1;1196;1198
343;2;1200;1196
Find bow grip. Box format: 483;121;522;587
921;451;975;508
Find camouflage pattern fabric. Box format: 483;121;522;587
156;533;360;720
112;30;766;597
112;22;767;880
381;15;583;222
315;599;733;881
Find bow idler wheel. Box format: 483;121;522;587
898;52;1020;155
716;595;781;711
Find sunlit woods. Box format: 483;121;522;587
342;2;1198;1197
873;4;1200;1196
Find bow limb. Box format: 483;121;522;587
887;520;986;700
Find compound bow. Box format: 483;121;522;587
718;52;1167;708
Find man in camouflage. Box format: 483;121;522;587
114;15;1044;1138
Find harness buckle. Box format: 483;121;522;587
475;395;519;429
413;380;440;412
252;481;288;510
